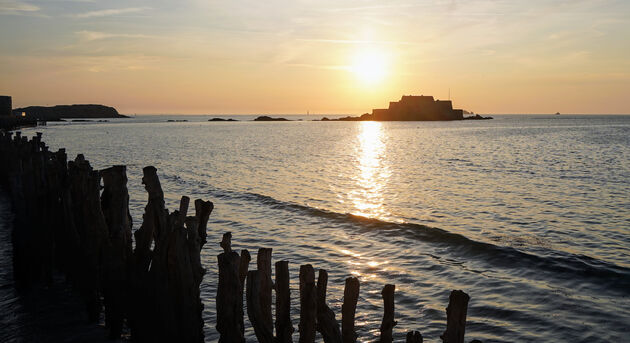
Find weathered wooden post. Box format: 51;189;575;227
216;232;245;342
406;331;423;343
238;249;251;337
440;290;470;343
130;166;167;341
299;264;317;343
67;154;109;322
100;165;132;338
379;284;396;343
275;260;294;343
257;247;274;335
247;269;274;342
194;199;212;247
316;269;342;343
342;276;360;343
246;247;274;342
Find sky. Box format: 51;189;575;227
0;0;629;114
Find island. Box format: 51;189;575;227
254;116;290;121
325;94;492;121
209;118;239;121
12;104;127;121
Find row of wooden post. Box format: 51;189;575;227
0;131;212;342
1;130;479;342
216;232;478;343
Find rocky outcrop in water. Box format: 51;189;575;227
254;116;290;121
12;105;127;121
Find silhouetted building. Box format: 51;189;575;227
370;95;464;121
0;96;11;117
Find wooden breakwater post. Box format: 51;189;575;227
0;132;214;342
216;232;245;342
379;284;396;343
100;165;133;338
216;233;481;343
298;264;317;343
316;269;342;343
441;290;470;343
275;260;294;342
342;277;360;343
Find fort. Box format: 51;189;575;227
370;95;464;121
331;94;490;121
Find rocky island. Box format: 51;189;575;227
12;104;127;121
327;94;492;121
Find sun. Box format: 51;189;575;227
351;50;388;85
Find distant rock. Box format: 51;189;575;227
463;114;493;120
13;104;126;121
167;119;188;122
320;113;371;121
253;116;290;121
209;118;238;121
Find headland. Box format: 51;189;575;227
12;104;127;121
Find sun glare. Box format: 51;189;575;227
351;50;388;85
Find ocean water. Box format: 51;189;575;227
12;115;630;342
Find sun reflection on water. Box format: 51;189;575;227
349;121;390;219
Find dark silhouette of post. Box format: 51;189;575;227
316;269;342;343
440;290;470;343
379;284;396;343
342;277;360;343
100;165;132;338
275;261;294;342
216;232;245;342
257;248;274;337
299;264;317;343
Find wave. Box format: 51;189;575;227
158;172;630;294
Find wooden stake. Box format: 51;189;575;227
342;277;360;343
379;284;396;343
317;269;342;343
440;290;470;343
275;261;294;342
299;264;317;343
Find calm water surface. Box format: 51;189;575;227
14;115;630;342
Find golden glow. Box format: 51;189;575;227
349;121;390;219
366;261;380;268
351;49;388;85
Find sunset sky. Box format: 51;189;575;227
1;0;629;114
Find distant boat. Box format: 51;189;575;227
555;112;560;115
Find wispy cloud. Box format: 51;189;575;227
73;7;149;18
76;30;152;41
297;38;417;46
0;0;39;14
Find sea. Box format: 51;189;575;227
2;114;629;342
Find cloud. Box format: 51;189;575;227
297;38;417;46
0;0;40;14
73;7;149;18
76;30;152;41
